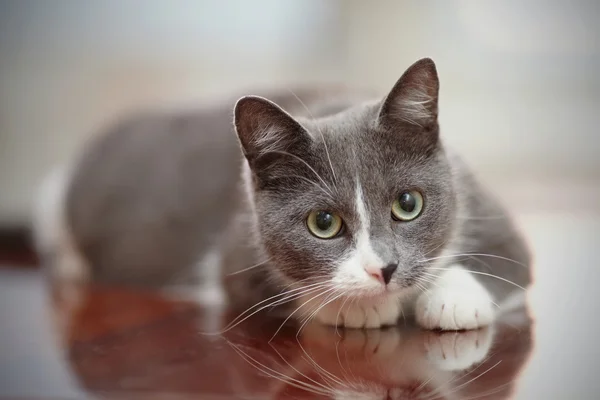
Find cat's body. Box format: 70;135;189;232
34;59;531;330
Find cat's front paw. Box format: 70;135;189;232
315;296;402;329
415;265;495;331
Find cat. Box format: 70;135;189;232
33;58;531;330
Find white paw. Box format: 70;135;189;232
415;265;495;331
423;328;494;371
315;296;402;329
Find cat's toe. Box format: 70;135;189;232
375;299;402;327
345;298;401;329
415;289;494;331
364;307;381;328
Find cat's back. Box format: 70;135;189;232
66;104;241;285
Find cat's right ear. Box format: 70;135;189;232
234;95;309;164
378;58;440;130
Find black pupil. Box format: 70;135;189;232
399;192;416;212
316;211;333;231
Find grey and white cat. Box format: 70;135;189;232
33;58;531;330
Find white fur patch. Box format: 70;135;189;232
415;264;495;330
314;296;402;328
195;246;226;307
32;165;89;281
309;182;403;329
331;182;383;295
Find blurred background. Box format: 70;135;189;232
1;0;599;228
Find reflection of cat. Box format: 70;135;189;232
226;310;533;399
48;282;532;399
34;58;530;331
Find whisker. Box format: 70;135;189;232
223;282;327;327
466;254;494;273
426;268;527;291
269;287;336;342
419;272;502;309
261;150;334;196
419;253;529;269
334;339;353;387
298;291;345;336
296;333;348;389
335;296;351;337
215;283;330;334
422;239;452;258
269;342;338;394
227;259;270;276
227;340;331;396
287;88;338;185
441;360;502;397
456;381;515;400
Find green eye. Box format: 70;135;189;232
307;210;343;239
392;190;424;221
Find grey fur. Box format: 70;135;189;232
61;58;530;313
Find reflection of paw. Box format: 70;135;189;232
415;265;495;330
423;328;494;371
302;322;402;361
348;328;402;358
315;297;401;329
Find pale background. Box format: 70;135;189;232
1;0;599;225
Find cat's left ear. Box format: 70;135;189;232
378;58;440;130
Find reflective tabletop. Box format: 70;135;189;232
3;211;600;399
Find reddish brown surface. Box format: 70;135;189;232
0;268;534;399
51;284;533;399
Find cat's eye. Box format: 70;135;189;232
391;190;424;221
306;210;343;239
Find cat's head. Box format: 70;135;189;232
234;58;456;298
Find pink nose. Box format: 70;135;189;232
365;267;385;284
365;263;398;285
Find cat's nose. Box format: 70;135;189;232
366;263;398;285
381;263;398;285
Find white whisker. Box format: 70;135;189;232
215;283;330;334
269;342;338;394
426;268;527;291
227;340;331;396
262;150;334;196
287;88;338;185
441;360;502;397
269;287;336;342
227;259;270;276
335;296;351;337
419;252;528;269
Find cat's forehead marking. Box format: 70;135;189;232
354;179;370;232
354;179;382;266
